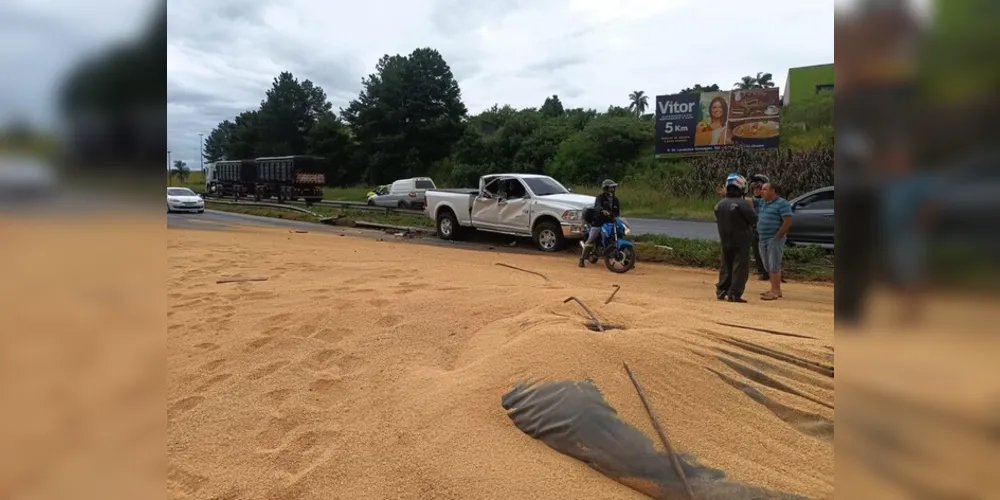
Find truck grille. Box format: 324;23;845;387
295;173;325;184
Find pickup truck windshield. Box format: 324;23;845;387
523;177;569;196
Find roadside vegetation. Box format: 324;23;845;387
182;46;833;278
192;48;832;221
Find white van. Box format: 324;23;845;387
370;177;436;209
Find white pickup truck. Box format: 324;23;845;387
424;174;596;252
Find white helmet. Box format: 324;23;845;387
725;173;747;193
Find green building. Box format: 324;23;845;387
782;63;834;106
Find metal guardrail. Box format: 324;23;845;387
315;199;425;216
203;197;435;235
196;191;426;216
204;198;322;217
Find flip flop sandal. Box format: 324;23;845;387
760;293;781;301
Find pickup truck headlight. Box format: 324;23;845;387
561;210;583;222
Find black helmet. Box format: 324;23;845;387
601;179;618;192
750;174;770;187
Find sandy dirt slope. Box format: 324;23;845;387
168;226;834;500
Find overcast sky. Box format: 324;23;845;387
0;0;835;170
165;0;834;169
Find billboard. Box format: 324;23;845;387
654;87;781;156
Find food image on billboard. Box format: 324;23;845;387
728;89;781;148
655;87;781;156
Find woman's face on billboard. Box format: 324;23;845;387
711;100;724;119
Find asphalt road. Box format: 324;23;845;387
169;209;719;241
627;217;717;240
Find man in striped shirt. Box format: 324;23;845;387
756;183;793;300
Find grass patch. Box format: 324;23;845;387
633;234;833;282
323;186;371;201
573;186;716;220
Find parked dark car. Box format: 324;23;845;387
786;186;834;250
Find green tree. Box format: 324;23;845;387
540;95;565;118
733;75;757;89
255;72;332;156
227;111;262;159
679;84;720;93
342;48;468;184
755;72;775;88
307;111;357;185
548;115;653;183
203;120;235;162
627;90;649;116
170;160;190;184
733;73;775;90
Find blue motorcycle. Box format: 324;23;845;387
584;217;637;273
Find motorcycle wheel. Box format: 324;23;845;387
604;246;636;274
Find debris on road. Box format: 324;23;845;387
495;262;549;281
216;276;269;284
624;362;694;500
563;296;603;332
605;285;621;304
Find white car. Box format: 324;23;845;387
166;187;205;213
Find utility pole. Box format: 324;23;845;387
199;133;204;171
167;150;172;185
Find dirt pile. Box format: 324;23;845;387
168;226;833;499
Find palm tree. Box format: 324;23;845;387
755;72;775;88
169;160;190;185
733;75;756;89
628;90;649;117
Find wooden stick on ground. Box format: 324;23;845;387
216;276;269;284
495;262;549;281
563;296;603;332
714;321;816;340
605;284;621;304
623;362;694;500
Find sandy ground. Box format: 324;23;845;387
168;226;834;500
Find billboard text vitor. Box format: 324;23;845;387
654;94;699;154
655;87;782;156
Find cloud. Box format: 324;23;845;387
0;0;834;171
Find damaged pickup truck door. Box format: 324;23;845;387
471;177;502;230
495;177;532;234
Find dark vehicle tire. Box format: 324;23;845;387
533;220;565;252
436;210;461;241
367;199;375;206
604;246;637;273
397;201;408;209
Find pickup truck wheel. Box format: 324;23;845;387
533;221;565;252
437;211;461;240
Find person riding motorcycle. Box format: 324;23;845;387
580;179;621;268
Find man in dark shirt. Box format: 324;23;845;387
579;179;621;267
714;175;757;302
